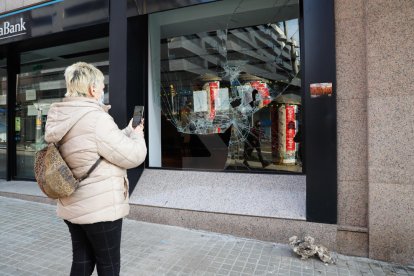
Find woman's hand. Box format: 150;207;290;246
130;118;144;138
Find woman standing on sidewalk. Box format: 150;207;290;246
44;62;147;276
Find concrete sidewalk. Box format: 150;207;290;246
0;196;413;276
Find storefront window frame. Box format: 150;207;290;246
147;0;305;175
145;0;338;224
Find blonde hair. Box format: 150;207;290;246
64;62;104;97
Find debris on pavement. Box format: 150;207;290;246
289;235;335;264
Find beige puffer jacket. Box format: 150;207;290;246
44;97;147;224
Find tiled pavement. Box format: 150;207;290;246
0;196;413;276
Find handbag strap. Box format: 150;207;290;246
78;157;103;182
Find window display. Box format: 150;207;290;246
149;0;302;173
15;38;109;178
0;59;7;178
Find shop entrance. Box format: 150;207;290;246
0;26;109;181
13;38;109;179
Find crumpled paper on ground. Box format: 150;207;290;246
289;235;335;264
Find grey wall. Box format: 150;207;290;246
336;0;414;265
0;0;45;13
366;0;414;265
335;0;369;258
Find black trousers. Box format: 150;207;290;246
64;219;123;276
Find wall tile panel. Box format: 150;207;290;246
5;0;24;11
0;1;6;13
366;0;414;23
335;18;367;100
337;98;368;182
368;95;414;185
335;0;364;20
369;182;414;264
338;180;368;227
366;16;414;98
337;230;368;257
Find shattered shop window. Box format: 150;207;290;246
149;0;302;173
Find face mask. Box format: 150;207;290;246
99;92;105;105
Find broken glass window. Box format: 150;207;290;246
149;0;302;172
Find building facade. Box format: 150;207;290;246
0;0;412;265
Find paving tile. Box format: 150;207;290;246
217;268;230;274
277;269;289;275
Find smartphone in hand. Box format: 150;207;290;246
132;106;144;128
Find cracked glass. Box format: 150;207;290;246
149;0;302;173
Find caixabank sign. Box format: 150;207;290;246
0;17;29;41
0;0;109;46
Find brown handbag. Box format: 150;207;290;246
34;111;102;199
34;143;102;199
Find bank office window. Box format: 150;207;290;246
0;58;7;179
149;0;302;173
15;38;109;179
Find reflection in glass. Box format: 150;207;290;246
0;59;7;178
15;38;109;179
150;0;302;173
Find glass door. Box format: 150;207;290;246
0;58;7;178
15;37;109;179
